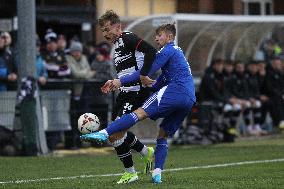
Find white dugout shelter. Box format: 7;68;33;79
125;14;284;77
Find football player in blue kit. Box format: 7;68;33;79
81;23;196;184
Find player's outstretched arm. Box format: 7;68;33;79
123;33;157;76
120;47;172;86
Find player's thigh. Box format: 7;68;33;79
143;86;186;120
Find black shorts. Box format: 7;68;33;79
112;88;151;120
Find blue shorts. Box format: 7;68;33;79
142;85;194;137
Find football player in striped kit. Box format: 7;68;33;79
97;10;157;184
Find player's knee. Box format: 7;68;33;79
157;128;168;139
109;131;127;143
134;108;148;121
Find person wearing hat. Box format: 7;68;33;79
42;29;70;79
66;41;95;83
42;30;71;150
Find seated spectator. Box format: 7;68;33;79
227;61;253;134
223;60;234;84
0;32;17;91
245;61;267;135
257;60;271;131
264;57;284;130
199;59;228;103
42;29;70;79
199;59;237;141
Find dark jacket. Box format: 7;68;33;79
264;66;284;98
227;72;250;99
246;72;261;99
199;67;229;102
0;48;15;91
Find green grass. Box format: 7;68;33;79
0;136;284;189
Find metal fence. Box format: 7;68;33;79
0;90;71;131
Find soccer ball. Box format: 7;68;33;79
78;113;100;134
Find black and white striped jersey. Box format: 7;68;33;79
113;32;144;92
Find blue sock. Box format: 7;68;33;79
106;113;139;135
154;138;168;170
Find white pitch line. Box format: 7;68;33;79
1;158;284;185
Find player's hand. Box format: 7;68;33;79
8;73;17;81
140;75;156;87
111;79;121;91
101;80;113;94
38;76;47;85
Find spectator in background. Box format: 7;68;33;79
199;59;227;103
199;59;237;141
85;42;97;63
0;32;17;91
57;34;67;53
90;48;115;81
42;29;70;150
227;61;253;134
42;29;70;79
65;41;95;149
66;41;95;97
223;60;234;86
257;60;271;131
246;61;267;135
36;37;48;86
97;41;111;60
2;32;12;56
261;39;276;64
264;57;284;130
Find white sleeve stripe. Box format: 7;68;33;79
142;94;158;109
135;50;144;70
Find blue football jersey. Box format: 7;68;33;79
152;42;196;102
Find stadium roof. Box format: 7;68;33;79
125;14;284;76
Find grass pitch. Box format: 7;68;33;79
0;135;284;189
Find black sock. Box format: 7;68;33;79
243;109;251;126
253;107;262;125
114;141;133;168
125;131;144;152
